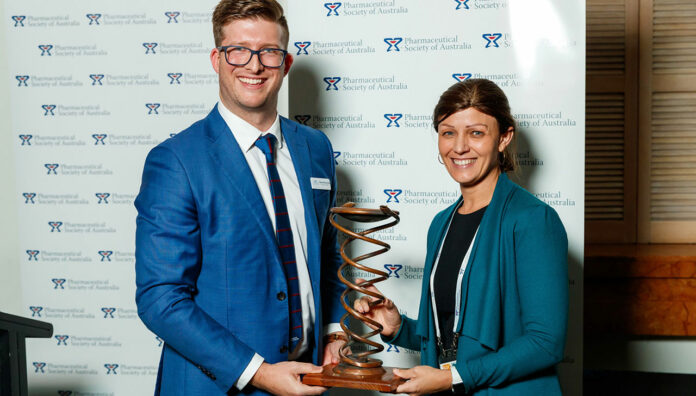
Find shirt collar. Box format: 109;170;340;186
216;101;283;153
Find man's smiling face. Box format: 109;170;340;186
211;18;292;119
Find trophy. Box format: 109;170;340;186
302;202;406;392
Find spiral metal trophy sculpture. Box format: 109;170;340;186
302;202;406;392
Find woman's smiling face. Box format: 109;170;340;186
437;107;513;189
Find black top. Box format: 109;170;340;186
433;205;487;350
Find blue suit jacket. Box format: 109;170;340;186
387;174;568;395
135;106;344;395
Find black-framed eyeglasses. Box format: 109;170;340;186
217;45;288;68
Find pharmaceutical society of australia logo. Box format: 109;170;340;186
50;278;120;291
452;73;472;82
454;0;470;9
382;189;459;205
323;1;408;16
29;307;96;320
163;11;212;24
29;306;43;317
165;72;218;85
25;193;89;205
384;264;423;280
23;135;85;147
333;151;407;167
295;114;374;130
294;41;311;55
86;14;102;25
12;15;26;27
16;75;84;88
85;73;161;87
105;364;158;376
44;163;113;176
481;33;515;49
383;35;472;52
90;13;156;25
34;363;98;376
293;39;374;56
146;103;208;116
382;113;431;129
37;44;107;57
15;15;80;28
322;75;407;92
94;192;136;205
28;250;91;263
55;335;69;346
143;41;208;55
40;104;111;117
100;307;138;319
26;250;40;261
47;221;116;234
92;134;107;144
165;11;180;23
23;192;36;204
16;75;29;86
168;72;183;84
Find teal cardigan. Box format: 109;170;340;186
387;174;568;395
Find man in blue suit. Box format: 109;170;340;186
134;1;346;394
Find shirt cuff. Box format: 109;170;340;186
234;353;264;391
323;323;343;336
451;363;463;385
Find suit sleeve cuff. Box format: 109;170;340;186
323;323;343;336
234;353;264;391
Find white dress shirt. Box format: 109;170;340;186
217;103;340;391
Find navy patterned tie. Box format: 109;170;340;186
254;134;303;352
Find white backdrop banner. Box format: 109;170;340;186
6;0;584;395
6;1;221;395
287;1;585;395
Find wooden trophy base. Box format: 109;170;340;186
302;363;406;393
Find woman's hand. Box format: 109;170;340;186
394;366;453;396
352;278;402;338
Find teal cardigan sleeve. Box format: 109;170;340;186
456;204;568;391
382;314;420;351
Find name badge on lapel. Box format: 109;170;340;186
310;177;331;190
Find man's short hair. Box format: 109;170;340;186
212;0;289;48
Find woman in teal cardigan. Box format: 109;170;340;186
355;79;568;395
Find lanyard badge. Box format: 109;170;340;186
438;333;459;369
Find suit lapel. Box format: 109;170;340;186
204;106;279;251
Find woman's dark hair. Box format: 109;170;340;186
433;78;516;172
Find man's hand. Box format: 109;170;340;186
321;332;348;365
394;366;452;396
250;361;327;396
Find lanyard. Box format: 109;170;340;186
429;209;479;348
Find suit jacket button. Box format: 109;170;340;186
280;345;288;353
277;292;286;301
